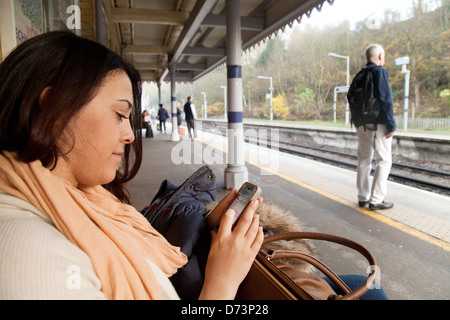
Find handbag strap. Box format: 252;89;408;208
264;250;352;296
263;232;379;300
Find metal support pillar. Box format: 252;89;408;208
402;69;411;132
157;81;162;106
333;89;337;123
0;0;16;59
345;56;350;125
169;65;180;141
224;0;248;190
95;0;106;46
395;57;411;132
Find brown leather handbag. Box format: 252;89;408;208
235;232;380;300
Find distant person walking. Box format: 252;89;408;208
184;96;197;140
157;104;169;134
149;106;157;127
352;44;396;210
177;107;183;128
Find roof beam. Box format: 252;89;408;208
139;71;158;82
111;8;187;25
160;0;218;82
176;63;205;71
173;71;195;82
182;47;225;57
202;14;264;31
123;45;171;55
264;0;325;32
133;62;163;70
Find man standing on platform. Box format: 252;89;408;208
352;44;396;210
184;96;197;140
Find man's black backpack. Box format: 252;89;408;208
347;66;380;128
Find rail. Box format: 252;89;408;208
199;126;450;196
256;138;450;196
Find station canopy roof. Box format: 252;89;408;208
107;0;331;83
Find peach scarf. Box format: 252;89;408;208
0;151;187;299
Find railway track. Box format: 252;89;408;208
200;126;449;195
244;135;450;196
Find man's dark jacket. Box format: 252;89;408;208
366;62;396;132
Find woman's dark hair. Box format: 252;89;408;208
0;31;143;203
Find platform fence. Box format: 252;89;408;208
395;117;450;131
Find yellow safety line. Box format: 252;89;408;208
250;160;450;252
201;138;450;252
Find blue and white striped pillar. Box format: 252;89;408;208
169;64;180;142
224;0;248;190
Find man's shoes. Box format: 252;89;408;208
358;201;368;207
369;201;394;210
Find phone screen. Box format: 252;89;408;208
228;183;257;225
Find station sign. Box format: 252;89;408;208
334;86;349;93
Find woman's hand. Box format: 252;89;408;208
199;190;264;300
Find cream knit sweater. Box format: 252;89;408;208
0;190;179;300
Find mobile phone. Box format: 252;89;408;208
222;182;261;228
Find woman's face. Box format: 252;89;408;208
53;71;135;187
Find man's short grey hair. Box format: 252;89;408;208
365;44;384;62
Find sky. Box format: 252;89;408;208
292;0;442;31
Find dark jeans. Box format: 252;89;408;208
323;275;389;300
159;120;166;132
186;119;196;139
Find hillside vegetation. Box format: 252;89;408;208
148;1;449;124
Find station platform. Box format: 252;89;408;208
127;124;450;300
129;125;450;244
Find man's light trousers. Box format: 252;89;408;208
356;124;393;205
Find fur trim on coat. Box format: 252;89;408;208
205;200;317;273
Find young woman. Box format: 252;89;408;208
0;31;263;299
